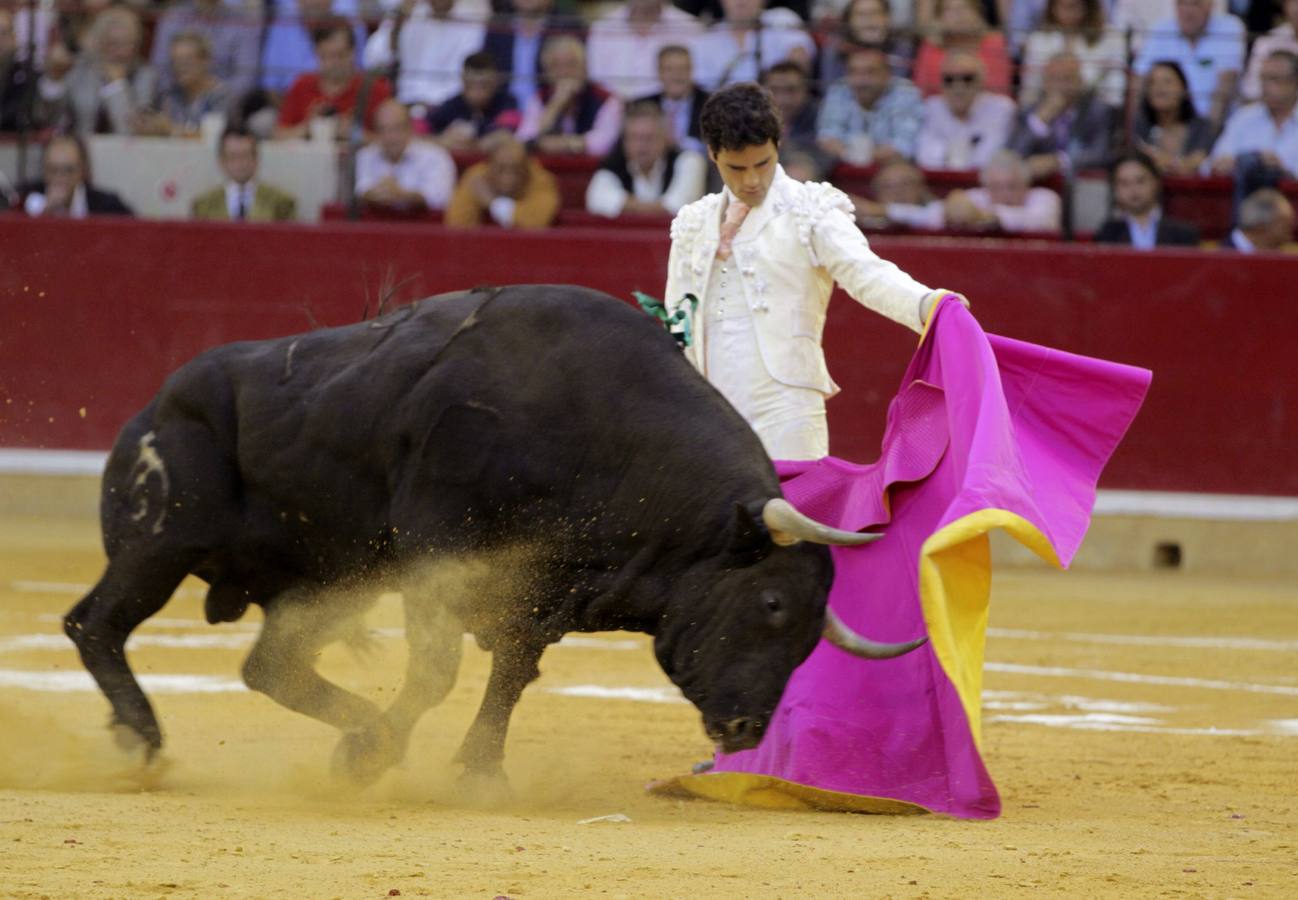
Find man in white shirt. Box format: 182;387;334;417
586;101;706;217
689;0;816;91
357;99;456;211
587;0;702;100
916;51;1015;171
663;83;964;460
363;0;486;113
1210;50;1298;177
942;149;1063;234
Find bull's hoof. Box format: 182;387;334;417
453;766;514;808
330;720;403;788
108;723;172;787
110;721;160;760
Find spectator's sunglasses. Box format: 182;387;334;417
942;74;979;86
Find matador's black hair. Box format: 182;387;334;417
699;82;783;155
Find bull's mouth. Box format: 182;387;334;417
704;716;768;753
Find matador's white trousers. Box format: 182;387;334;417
704;300;828;461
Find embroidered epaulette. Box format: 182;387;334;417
790;181;855;247
669;194;719;241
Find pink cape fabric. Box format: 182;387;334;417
704;298;1152;819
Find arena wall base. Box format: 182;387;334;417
4;459;1294;578
990;494;1298;578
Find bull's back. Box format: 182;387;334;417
102;286;769;568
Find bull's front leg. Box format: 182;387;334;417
452;637;545;800
332;598;465;787
242;593;384;737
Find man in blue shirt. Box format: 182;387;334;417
815;44;922;165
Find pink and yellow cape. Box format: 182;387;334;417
651;297;1152;818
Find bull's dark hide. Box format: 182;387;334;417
65;285;835;786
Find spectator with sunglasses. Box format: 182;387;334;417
916;49;1015;170
15;134;132;217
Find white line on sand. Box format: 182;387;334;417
0;633;257;653
0;669;1294;737
542;684;686;704
986;662;1298;696
988;628;1298;653
0;669;245;693
986;712;1262;736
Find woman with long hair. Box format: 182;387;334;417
1130;61;1214;175
818;0;916;86
1019;0;1126;107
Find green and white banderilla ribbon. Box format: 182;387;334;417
634;291;699;349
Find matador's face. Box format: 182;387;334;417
708;140;779;208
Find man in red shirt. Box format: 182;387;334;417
275;18;392;140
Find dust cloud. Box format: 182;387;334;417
0;544;579;807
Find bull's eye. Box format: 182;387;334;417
764;594;782;614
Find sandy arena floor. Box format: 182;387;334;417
1;513;1296;899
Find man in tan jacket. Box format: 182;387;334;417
191;127;298;222
445;136;559;229
664;82;966;460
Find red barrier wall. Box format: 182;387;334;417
2;216;1294;495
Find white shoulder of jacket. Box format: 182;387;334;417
669;192;722;241
785;179;856;249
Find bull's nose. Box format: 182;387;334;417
720;716;762;748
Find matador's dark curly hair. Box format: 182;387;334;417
699;83;783;154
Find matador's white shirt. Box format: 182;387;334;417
664;165;938;401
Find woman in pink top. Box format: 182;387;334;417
912;0;1011;96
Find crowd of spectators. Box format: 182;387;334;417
0;0;1295;249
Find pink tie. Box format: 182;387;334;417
716;200;750;260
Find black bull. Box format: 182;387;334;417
66;285;923;787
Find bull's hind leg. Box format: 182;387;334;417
332;598;465;786
65;552;201;758
241;592;385;737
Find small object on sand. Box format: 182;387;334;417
576;813;632;825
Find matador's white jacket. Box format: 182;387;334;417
664;165;939;397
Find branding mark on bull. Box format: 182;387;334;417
129;432;170;535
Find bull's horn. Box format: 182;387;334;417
823;608;928;660
761;498;884;547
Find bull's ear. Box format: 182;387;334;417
728;500;774;563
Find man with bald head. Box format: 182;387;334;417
1223;188;1296;252
1007;52;1115;180
445;136;560;228
916;50;1015;171
357;98;455;212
